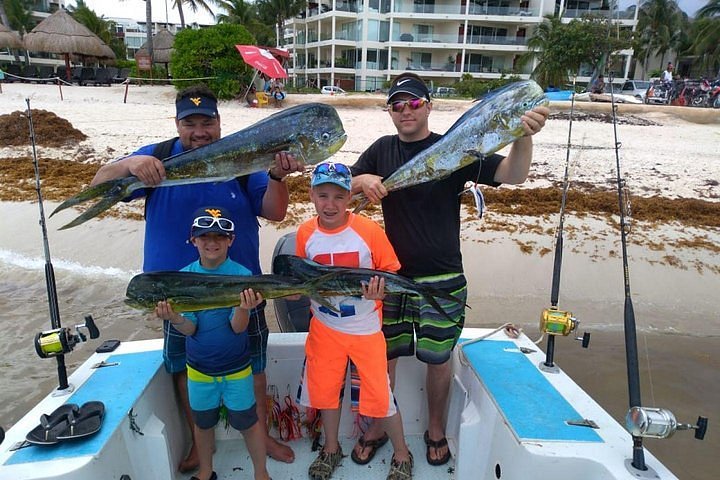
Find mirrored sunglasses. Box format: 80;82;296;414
389;98;427;112
192;216;234;231
313;162;351;177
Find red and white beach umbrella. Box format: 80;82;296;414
235;45;287;79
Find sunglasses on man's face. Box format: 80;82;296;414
313;162;351;177
192;216;234;231
389;98;427;113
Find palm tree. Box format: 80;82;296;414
257;0;305;46
216;0;255;24
3;0;35;63
690;17;720;76
173;0;218;29
696;0;720;18
635;0;683;72
67;0;126;60
519;15;569;88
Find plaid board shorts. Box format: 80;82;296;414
383;273;467;365
163;301;269;375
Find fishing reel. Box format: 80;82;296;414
625;406;707;440
34;315;100;359
539;307;590;372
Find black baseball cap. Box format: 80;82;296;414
387;76;431;103
190;206;234;238
176;95;219;120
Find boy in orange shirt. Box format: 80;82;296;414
296;161;412;480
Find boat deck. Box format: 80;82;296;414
187;434;455;480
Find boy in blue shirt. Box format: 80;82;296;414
155;206;269;480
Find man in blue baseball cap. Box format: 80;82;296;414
90;85;300;471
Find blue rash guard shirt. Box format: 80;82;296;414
181;258;252;376
125;139;268;274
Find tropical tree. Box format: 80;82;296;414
635;0;684;72
217;0;274;45
173;0;218;29
67;0;126;60
689;17;720;76
256;0;306;46
519;15;629;89
3;0;34;63
696;0;720;18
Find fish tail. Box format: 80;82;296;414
417;284;468;321
57;194;125;230
52;178;131;229
352;196;370;214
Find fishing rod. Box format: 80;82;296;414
25;99;99;394
605;76;707;472
539;77;589;371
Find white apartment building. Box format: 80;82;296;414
287;0;638;91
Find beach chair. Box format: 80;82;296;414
21;65;38;82
37;65;56;83
113;67;130;84
256;91;270;107
88;68;112;86
1;64;21;82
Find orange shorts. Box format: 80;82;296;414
300;318;396;418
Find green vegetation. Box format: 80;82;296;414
170;23;255;99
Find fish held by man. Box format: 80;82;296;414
52;103;348;229
272;254;467;321
125;271;339;313
354;80;548;212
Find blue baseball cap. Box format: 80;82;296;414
311;162;352;191
176;95;218;120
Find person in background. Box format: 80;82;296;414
662;63;674;83
350;72;549;467
155;206;270;480
591;74;605;94
296;161;413;480
90;84;300;472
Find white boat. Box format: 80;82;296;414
0;325;680;480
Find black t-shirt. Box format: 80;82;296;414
352;133;502;277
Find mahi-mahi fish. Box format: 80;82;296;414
272;254;467;321
354;80;548;212
52;103;347;229
125;271;339;313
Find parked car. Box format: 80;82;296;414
432;86;457;97
321;85;346;95
620;80;651;102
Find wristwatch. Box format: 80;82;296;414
267;169;284;182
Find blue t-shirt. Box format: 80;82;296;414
181;258;252;376
127;139;268;274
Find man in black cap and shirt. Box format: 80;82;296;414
350;72;549;467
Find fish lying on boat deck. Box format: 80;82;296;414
272;254;467;320
52;103;347;229
354;80;548;212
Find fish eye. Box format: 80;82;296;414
321;132;331;141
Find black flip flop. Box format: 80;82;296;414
350;432;389;465
56;401;105;440
26;404;80;445
424;430;451;466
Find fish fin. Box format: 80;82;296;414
305;272;344;313
51;177;129;217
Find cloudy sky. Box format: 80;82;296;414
74;0;707;24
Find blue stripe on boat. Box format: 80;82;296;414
5;350;163;465
460;340;603;443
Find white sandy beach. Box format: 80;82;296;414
0;82;719;479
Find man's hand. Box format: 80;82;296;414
128;155;166;186
520;106;550;136
354;174;387;204
268;152;304;181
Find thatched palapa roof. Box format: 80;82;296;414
136;28;175;64
0;23;23;50
23;9;114;59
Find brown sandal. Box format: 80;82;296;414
350;433;389;465
424;430;451;466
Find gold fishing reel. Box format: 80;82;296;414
540;307;577;336
34;315;100;359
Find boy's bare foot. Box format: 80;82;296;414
267;435;295;463
178;443;199;473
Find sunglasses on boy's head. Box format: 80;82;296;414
192;216;235;232
313;162;351;177
388;97;427;113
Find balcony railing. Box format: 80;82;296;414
393;32;527;45
466;34;528;45
562;8;635;19
467;5;539;16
